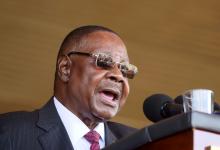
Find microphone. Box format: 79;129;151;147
143;94;183;122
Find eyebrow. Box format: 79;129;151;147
67;51;91;56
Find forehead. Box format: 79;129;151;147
80;31;129;62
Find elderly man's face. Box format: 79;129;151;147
66;31;130;121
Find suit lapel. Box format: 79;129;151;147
36;99;119;149
36;99;74;150
104;122;117;146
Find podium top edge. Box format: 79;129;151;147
147;112;220;141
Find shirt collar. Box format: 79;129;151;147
53;97;105;146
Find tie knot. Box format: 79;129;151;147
84;130;100;144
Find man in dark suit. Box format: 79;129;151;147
0;25;138;150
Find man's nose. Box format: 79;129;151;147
105;65;124;82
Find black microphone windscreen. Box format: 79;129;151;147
214;102;220;111
143;94;173;122
174;95;183;104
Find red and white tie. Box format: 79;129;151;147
84;130;101;150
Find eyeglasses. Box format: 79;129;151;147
66;51;138;79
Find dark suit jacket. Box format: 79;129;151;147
0;99;137;150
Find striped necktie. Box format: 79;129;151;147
84;130;100;150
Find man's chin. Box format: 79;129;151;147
92;109;117;122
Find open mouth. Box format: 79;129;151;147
103;90;119;100
99;89;120;107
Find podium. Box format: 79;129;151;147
104;112;220;150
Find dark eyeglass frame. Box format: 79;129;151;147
66;51;138;79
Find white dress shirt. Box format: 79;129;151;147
54;97;105;150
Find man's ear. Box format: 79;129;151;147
57;55;72;82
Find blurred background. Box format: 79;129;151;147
0;0;220;128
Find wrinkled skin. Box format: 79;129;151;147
55;31;130;129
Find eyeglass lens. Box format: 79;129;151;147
95;54;137;79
